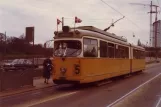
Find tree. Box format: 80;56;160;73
0;33;6;54
0;33;5;42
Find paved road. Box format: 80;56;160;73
0;64;161;107
113;74;161;107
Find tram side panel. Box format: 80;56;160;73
132;59;145;73
119;59;131;75
131;49;145;73
52;57;131;84
80;58;130;83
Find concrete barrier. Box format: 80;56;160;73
0;68;3;92
33;68;43;78
0;69;34;92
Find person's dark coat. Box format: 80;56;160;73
43;58;52;79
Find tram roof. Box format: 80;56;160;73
75;26;127;42
75;26;144;50
54;26;145;50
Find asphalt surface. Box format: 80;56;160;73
0;64;161;107
113;74;161;107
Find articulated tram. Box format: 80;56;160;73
52;26;145;85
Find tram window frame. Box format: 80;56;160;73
120;46;125;58
100;40;108;57
115;45;120;58
83;38;98;57
108;43;115;58
140;51;145;59
133;49;138;59
133;49;145;59
115;45;129;59
53;40;82;57
124;47;129;58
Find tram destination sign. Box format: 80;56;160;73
57;32;74;37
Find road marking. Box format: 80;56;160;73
156;97;161;107
31;91;41;95
106;72;161;107
16;91;77;107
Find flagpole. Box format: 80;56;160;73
74;17;76;32
62;17;64;30
57;23;58;32
74;22;76;31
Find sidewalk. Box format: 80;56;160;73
0;77;54;98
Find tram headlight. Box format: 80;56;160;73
75;30;80;34
74;64;80;74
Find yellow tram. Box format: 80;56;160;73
52;26;145;84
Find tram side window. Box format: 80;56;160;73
115;46;129;58
83;38;98;57
133;49;144;59
115;45;120;58
133;49;138;59
115;45;124;58
141;51;145;59
108;43;115;58
120;46;126;58
100;41;108;57
138;50;141;59
125;47;129;58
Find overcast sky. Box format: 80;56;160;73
0;0;160;45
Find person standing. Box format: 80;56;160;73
43;58;52;84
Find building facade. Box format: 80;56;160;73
152;20;161;47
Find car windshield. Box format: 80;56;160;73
11;59;19;64
11;59;32;64
54;40;81;57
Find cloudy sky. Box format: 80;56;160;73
0;0;160;45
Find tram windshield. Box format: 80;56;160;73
54;40;81;57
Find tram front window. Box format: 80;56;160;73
54;40;81;57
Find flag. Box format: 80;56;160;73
75;17;82;23
57;19;62;25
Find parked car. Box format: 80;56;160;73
3;59;38;71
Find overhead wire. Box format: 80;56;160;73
99;0;150;43
64;17;113;26
157;0;160;5
63;1;113;21
63;18;110;27
156;0;161;13
100;0;144;30
64;17;112;21
62;1;113;26
100;0;125;17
